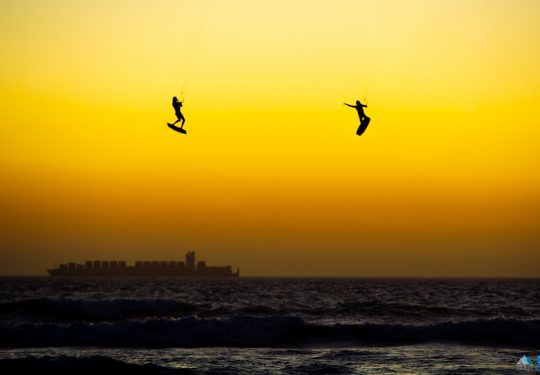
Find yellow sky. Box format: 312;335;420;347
1;0;539;276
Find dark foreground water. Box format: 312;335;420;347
0;277;538;374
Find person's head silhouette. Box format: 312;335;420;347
173;96;178;102
356;100;361;106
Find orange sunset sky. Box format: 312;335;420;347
1;0;539;276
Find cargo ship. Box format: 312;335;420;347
47;251;239;278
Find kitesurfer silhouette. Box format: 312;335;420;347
344;100;371;136
168;96;186;134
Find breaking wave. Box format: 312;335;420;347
1;316;537;348
3;297;533;324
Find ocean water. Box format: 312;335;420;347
0;277;538;374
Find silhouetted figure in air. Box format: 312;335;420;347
167;96;187;134
344;100;371;136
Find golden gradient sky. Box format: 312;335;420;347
1;0;539;276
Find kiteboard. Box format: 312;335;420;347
356;117;371;136
168;123;187;134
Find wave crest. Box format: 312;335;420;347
1;316;538;348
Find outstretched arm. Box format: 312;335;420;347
344;103;355;108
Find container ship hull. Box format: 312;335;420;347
47;251;239;278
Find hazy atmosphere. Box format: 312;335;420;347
1;0;539;276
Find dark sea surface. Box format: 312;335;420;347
0;277;539;374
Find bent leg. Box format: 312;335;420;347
357;116;371;136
